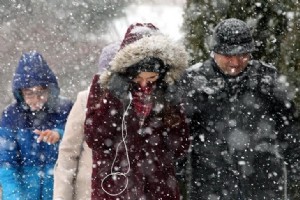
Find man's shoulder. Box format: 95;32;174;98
184;62;207;86
250;60;277;74
186;62;203;73
187;59;213;73
187;60;214;79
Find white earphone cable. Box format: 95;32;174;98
101;92;132;196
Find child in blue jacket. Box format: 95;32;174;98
0;51;73;200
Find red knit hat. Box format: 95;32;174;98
120;23;160;49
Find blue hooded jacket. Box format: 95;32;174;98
0;51;73;200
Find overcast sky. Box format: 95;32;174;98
106;1;185;42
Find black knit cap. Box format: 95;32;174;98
210;18;256;55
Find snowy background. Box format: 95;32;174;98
1;1;300;199
0;0;185;112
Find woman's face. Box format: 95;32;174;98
133;72;159;87
21;86;49;111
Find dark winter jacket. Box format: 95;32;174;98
84;24;190;200
182;58;300;200
0;51;73;200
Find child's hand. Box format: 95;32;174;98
33;129;60;144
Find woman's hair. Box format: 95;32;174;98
125;57;169;81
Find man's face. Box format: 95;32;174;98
214;52;251;76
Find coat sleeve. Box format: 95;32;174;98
53;90;90;200
0;127;21;200
84;74;102;149
84;74;123;151
1;105;17;129
165;104;190;159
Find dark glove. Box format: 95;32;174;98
165;72;192;106
107;73;131;100
165;83;183;105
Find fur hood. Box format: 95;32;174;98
100;34;188;88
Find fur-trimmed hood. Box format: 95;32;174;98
100;34;188;88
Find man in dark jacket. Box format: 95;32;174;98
182;18;300;200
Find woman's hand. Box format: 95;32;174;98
107;73;131;99
33;129;60;144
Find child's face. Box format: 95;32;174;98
22;86;49;111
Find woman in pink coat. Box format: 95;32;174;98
84;23;190;200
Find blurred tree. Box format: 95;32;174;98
279;1;300;111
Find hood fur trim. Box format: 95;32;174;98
100;35;188;88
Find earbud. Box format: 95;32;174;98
128;92;132;100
